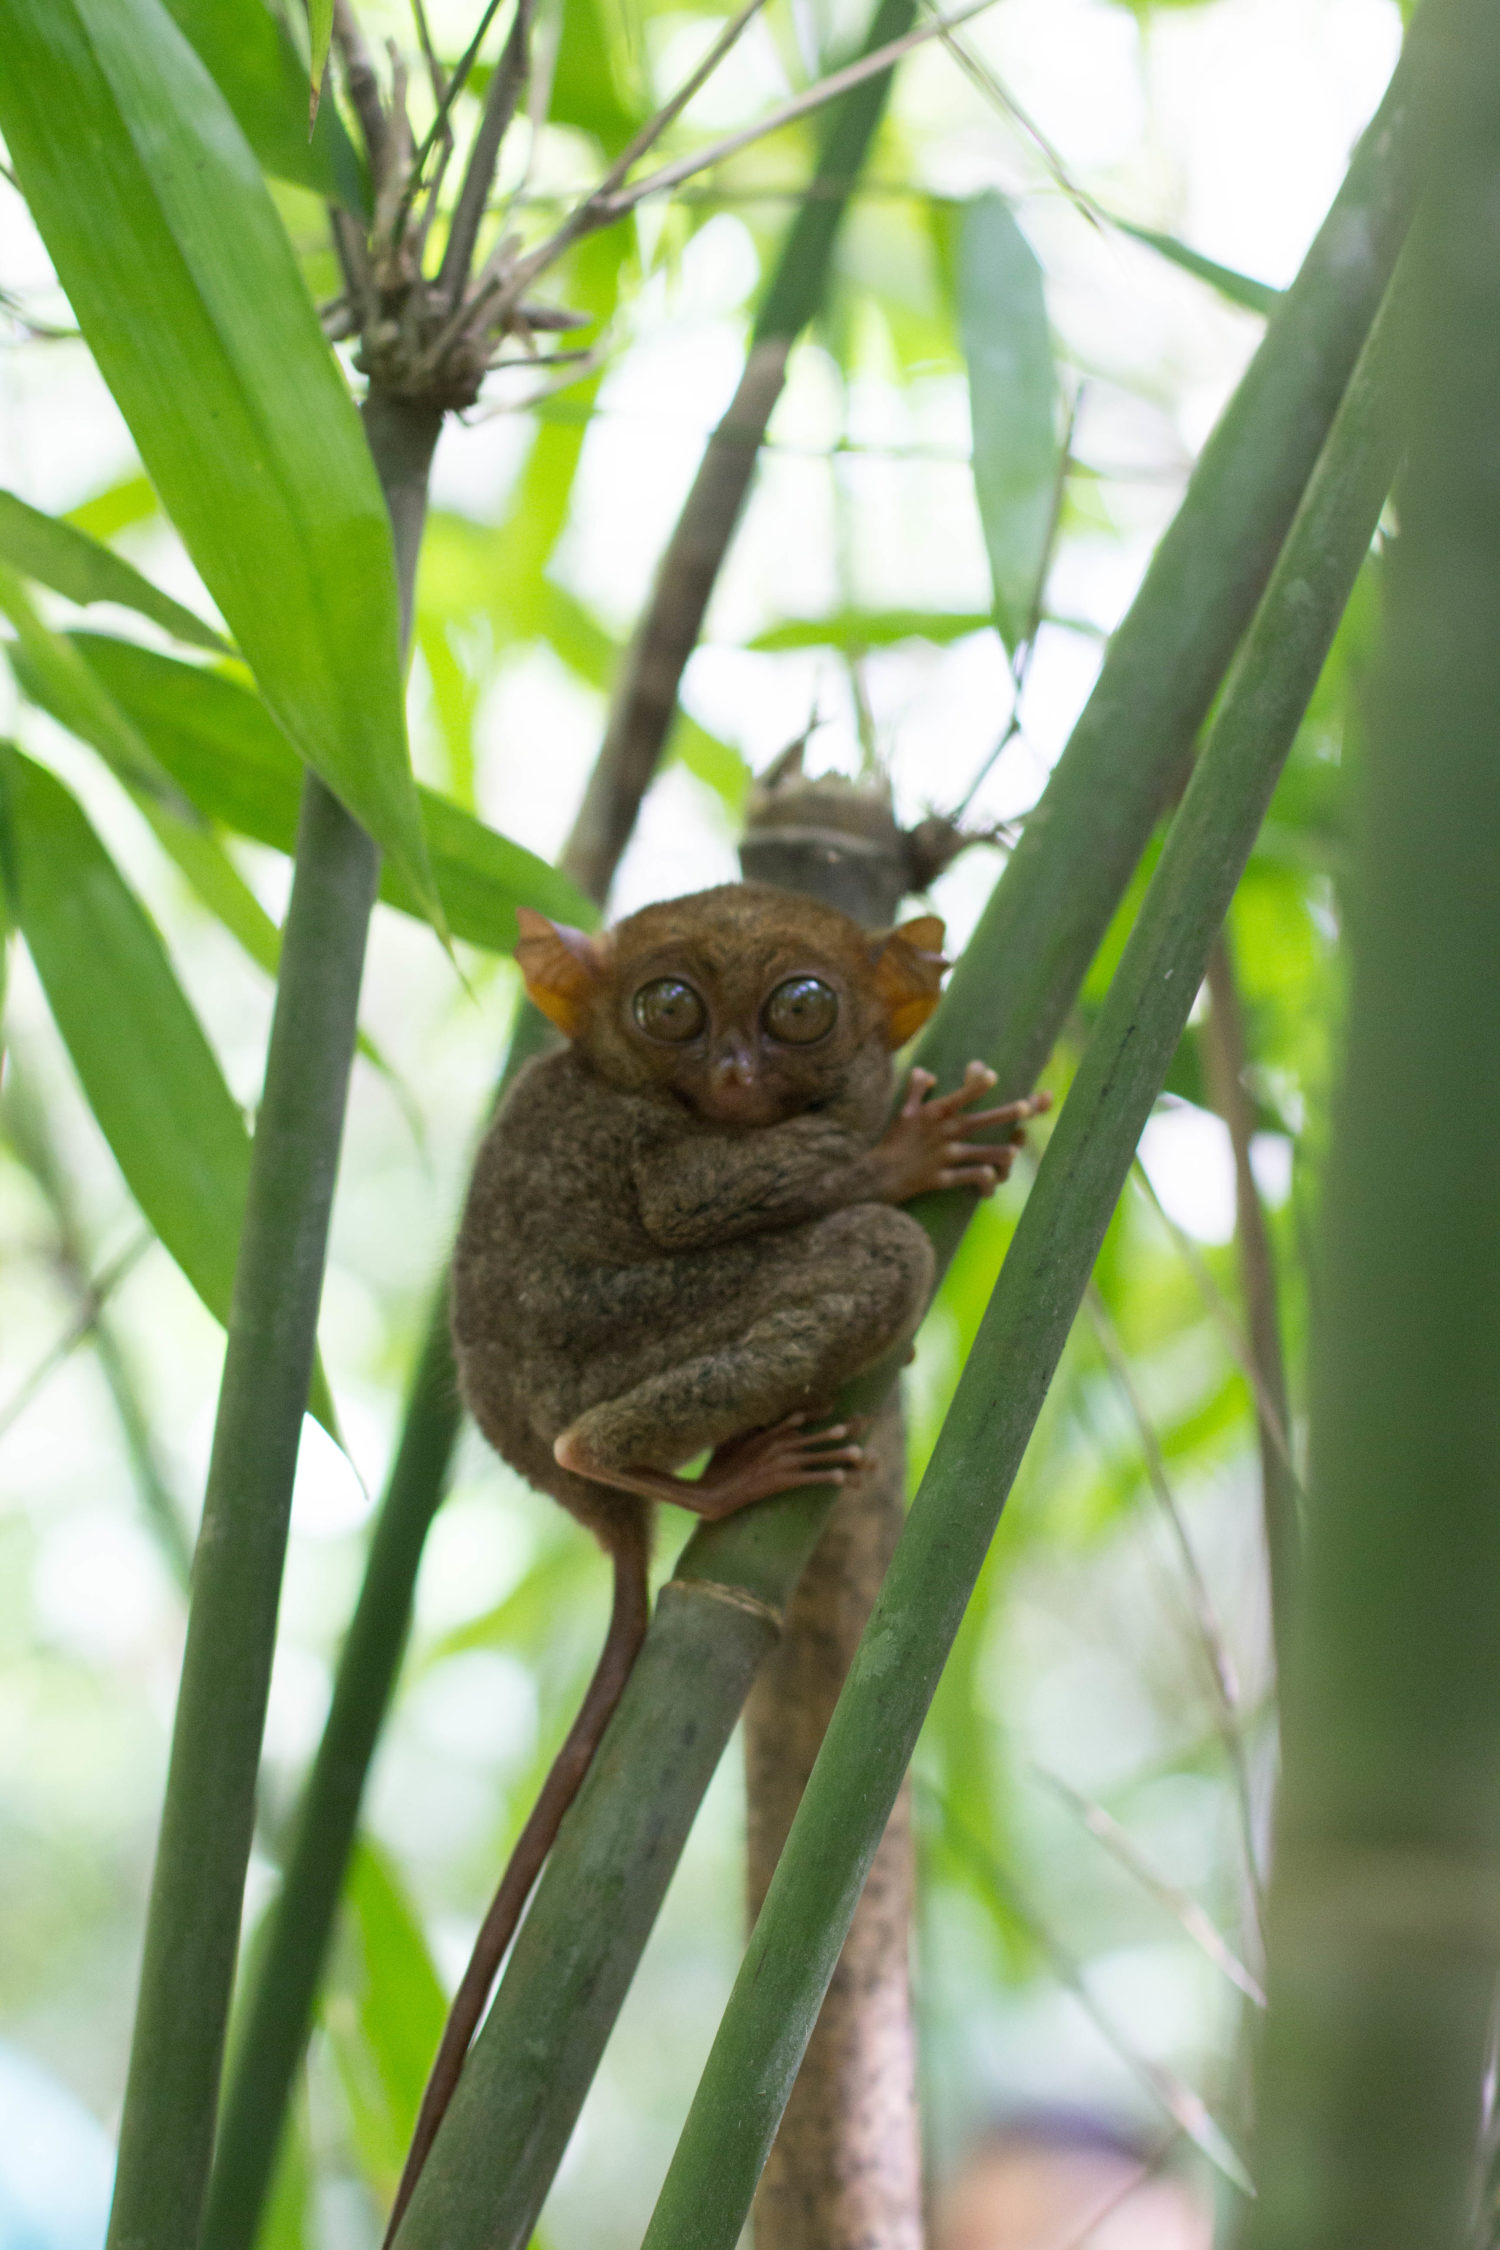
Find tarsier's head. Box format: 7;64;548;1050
515;883;948;1129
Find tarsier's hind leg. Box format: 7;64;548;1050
559;1205;933;1514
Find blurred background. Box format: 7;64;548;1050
0;0;1398;2241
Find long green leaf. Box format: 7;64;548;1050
40;633;595;945
751;606;997;652
0;743;250;1331
304;0;333;122
0;741;339;1432
0;487;227;651
327;1842;449;2198
0;566;182;804
1113;219;1282;318
0;0;437;921
956;193;1060;651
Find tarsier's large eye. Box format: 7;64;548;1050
763;976;838;1044
633;978;707;1042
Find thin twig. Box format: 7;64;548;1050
928;1787;1254;2198
408;0;456;262
1083;1280;1266;1941
0;1232;153;1444
1033;1764;1266;2006
1201;934;1300;1667
1054;2133;1182;2250
459;0;1004;342
1130;1158;1302;1492
404;0;511;200
596;0;778;196
438;0;537;303
915;0;1102;230
595;0;1004;217
328;204;376;331
497;0;564;229
333;0;390;183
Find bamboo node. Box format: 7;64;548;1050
664;1576;785;1631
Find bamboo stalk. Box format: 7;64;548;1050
637;249;1400;2250
392;66;1415;2250
1241;10;1500;2240
103;392;438;2250
105;799;384;2250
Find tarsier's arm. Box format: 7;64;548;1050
633;1064;1049;1251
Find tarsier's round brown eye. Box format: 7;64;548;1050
632;978;707;1042
763;976;838;1044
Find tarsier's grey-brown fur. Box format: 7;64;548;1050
390;884;1036;2236
452;1043;933;1543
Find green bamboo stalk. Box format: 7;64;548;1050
638;259;1400;2250
200;1006;550;2250
1240;13;1500;2243
206;10;926;2235
392;65;1416;2250
104;399;437;2250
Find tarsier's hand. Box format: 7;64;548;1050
875;1063;1052;1202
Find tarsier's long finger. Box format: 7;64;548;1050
938;1163;1000;1193
959;1096;1050;1133
920;1064;999;1122
900;1067;938;1117
943;1138;1020;1170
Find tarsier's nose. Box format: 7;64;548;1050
711;1038;756;1087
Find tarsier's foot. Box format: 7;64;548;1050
692;1414;869;1520
554;1414;867;1519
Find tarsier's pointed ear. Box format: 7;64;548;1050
870;914;949;1049
515;907;608;1038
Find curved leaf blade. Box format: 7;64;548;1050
0;742;340;1433
64;634;598;944
956;192;1060;651
0;744;251;1325
0;0;438;922
0;487;228;652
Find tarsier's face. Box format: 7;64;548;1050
515;884;948;1130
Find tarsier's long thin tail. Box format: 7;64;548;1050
382;1511;651;2244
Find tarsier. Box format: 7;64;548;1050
386;882;1048;2231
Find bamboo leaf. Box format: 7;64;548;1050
0;742;339;1434
305;0;333;124
0;487;228;652
1113;219;1281;318
0;565;183;805
955;193;1060;651
327;1842;449;2195
161;0;365;209
751;607;996;651
16;634;595;946
0;0;439;922
0;743;250;1332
